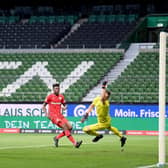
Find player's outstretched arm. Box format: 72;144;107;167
81;104;94;123
101;81;108;102
62;102;67;111
42;102;49;118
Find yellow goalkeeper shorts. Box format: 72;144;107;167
85;122;111;131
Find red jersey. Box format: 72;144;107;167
45;93;65;117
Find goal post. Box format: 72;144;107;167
158;31;167;167
137;32;168;168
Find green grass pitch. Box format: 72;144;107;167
0;134;167;168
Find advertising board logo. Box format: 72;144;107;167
74;105;86;117
74;104;97;117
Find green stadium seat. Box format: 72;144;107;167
8;16;20;23
38;16;47;23
0;16;7;24
56;16;65;23
116;15;126;23
97;15;106;22
88;15;97;23
0;52;122;102
29;16;38;23
106;15;116;23
108;52;161;103
65;15;76;24
47;16;56;23
127;14;137;23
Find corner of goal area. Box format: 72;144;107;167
137;163;168;168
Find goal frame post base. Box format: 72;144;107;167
137;162;168;168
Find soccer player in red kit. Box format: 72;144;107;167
42;83;82;148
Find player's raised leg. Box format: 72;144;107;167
108;126;127;147
83;123;104;142
62;120;83;148
120;136;127;147
53;131;65;147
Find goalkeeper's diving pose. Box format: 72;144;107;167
81;81;127;148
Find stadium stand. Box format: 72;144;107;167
0;13;80;49
28;15;78;24
0;52;122;102
57;14;137;49
0;3;164;104
88;14;138;23
0;16;20;24
0;22;71;49
91;4;141;15
108;52;159;103
0;13;137;49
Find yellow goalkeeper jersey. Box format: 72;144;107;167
92;96;111;123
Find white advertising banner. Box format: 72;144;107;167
0;104;45;116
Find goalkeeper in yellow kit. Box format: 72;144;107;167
81;81;127;147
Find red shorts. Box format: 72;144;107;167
49;115;68;128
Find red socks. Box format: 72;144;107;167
64;130;76;145
56;131;65;139
55;130;76;146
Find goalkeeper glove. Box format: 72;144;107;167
81;113;89;123
102;81;108;89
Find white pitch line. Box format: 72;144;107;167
0;144;51;150
137;163;168;168
137;165;158;168
0;143;92;150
